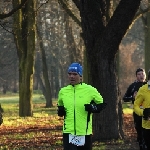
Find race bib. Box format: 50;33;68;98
69;134;85;146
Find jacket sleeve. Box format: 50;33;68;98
133;88;144;116
57;89;66;117
123;83;134;102
91;87;103;104
57;89;63;106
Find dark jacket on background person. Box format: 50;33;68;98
123;81;147;104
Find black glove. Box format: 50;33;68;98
57;106;66;117
84;103;97;113
98;102;107;112
84;101;107;113
143;108;150;120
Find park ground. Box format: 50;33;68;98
0;95;139;150
0;114;139;150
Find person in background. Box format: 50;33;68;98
134;69;150;150
57;62;106;150
123;68;147;150
0;104;3;125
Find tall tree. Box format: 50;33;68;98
80;0;141;141
36;27;53;107
13;0;36;116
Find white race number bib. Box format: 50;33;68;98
69;134;85;146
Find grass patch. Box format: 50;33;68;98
0;93;58;118
122;102;133;114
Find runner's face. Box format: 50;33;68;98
68;72;81;85
136;71;146;82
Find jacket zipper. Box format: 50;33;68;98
74;87;76;135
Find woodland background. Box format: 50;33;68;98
0;0;146;97
0;0;150;144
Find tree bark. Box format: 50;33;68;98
40;42;53;107
0;0;28;19
13;0;36;117
36;28;53;107
144;12;150;74
80;0;141;141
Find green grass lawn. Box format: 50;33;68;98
0;93;57;117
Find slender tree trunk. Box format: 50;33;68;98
36;26;53;107
41;45;53;107
13;61;18;93
34;52;41;90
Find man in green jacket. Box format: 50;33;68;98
57;62;106;150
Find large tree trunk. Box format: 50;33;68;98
144;12;150;74
80;0;141;141
13;0;36;117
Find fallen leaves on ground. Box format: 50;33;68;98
0;114;139;150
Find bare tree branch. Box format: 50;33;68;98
133;5;150;23
36;0;50;13
58;0;81;27
0;0;28;20
72;0;80;11
0;21;14;34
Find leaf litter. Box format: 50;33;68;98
0;114;139;150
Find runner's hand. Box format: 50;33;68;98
143;108;150;120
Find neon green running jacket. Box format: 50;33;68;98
58;83;103;135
